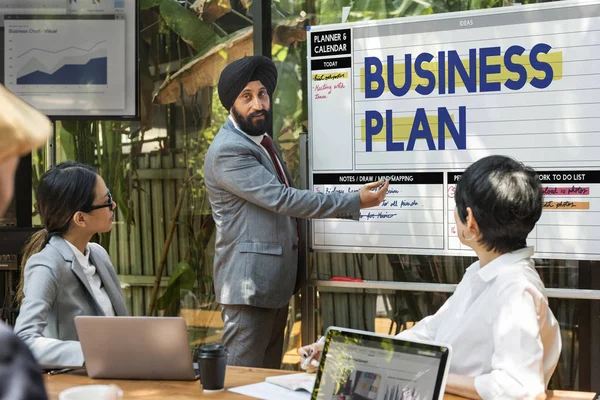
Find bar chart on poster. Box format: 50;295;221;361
307;0;600;260
4;17;125;110
0;0;138;118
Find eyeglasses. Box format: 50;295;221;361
83;190;113;212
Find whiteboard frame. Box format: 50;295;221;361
306;0;600;259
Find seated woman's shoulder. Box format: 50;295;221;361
25;244;64;268
88;242;107;252
88;242;110;258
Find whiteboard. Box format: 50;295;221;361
307;0;600;260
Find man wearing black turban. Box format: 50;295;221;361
204;55;389;368
217;55;277;114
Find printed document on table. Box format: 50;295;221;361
229;382;311;400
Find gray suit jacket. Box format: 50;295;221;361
14;236;128;367
204;119;360;308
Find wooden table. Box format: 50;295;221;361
44;366;596;400
45;367;300;400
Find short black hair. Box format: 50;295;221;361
455;155;542;254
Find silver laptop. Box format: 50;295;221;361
312;327;452;400
75;316;197;380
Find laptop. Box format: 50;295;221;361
312;327;452;400
75;316;197;380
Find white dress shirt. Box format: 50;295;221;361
228;115;289;186
397;247;561;400
65;241;115;317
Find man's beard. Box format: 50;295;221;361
231;106;271;137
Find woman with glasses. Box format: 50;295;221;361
14;161;128;367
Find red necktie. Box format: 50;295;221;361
260;135;302;253
260;135;288;186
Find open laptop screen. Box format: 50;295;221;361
312;327;451;400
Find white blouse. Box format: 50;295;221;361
65;241;115;317
396;247;561;399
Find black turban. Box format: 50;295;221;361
217;55;278;111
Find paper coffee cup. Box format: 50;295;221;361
59;384;123;400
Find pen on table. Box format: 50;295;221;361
301;336;326;370
48;368;73;375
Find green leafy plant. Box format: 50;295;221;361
56;121;139;250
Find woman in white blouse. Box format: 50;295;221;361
14;161;128;367
300;155;561;400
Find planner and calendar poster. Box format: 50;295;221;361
307;0;600;260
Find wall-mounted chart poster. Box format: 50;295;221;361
307;0;600;260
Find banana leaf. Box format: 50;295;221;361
159;0;220;51
140;0;164;9
153;26;253;104
190;0;232;24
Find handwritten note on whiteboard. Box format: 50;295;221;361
308;1;600;260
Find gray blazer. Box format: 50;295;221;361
204;119;360;308
14;236;128;367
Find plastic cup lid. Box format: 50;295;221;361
199;344;228;357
